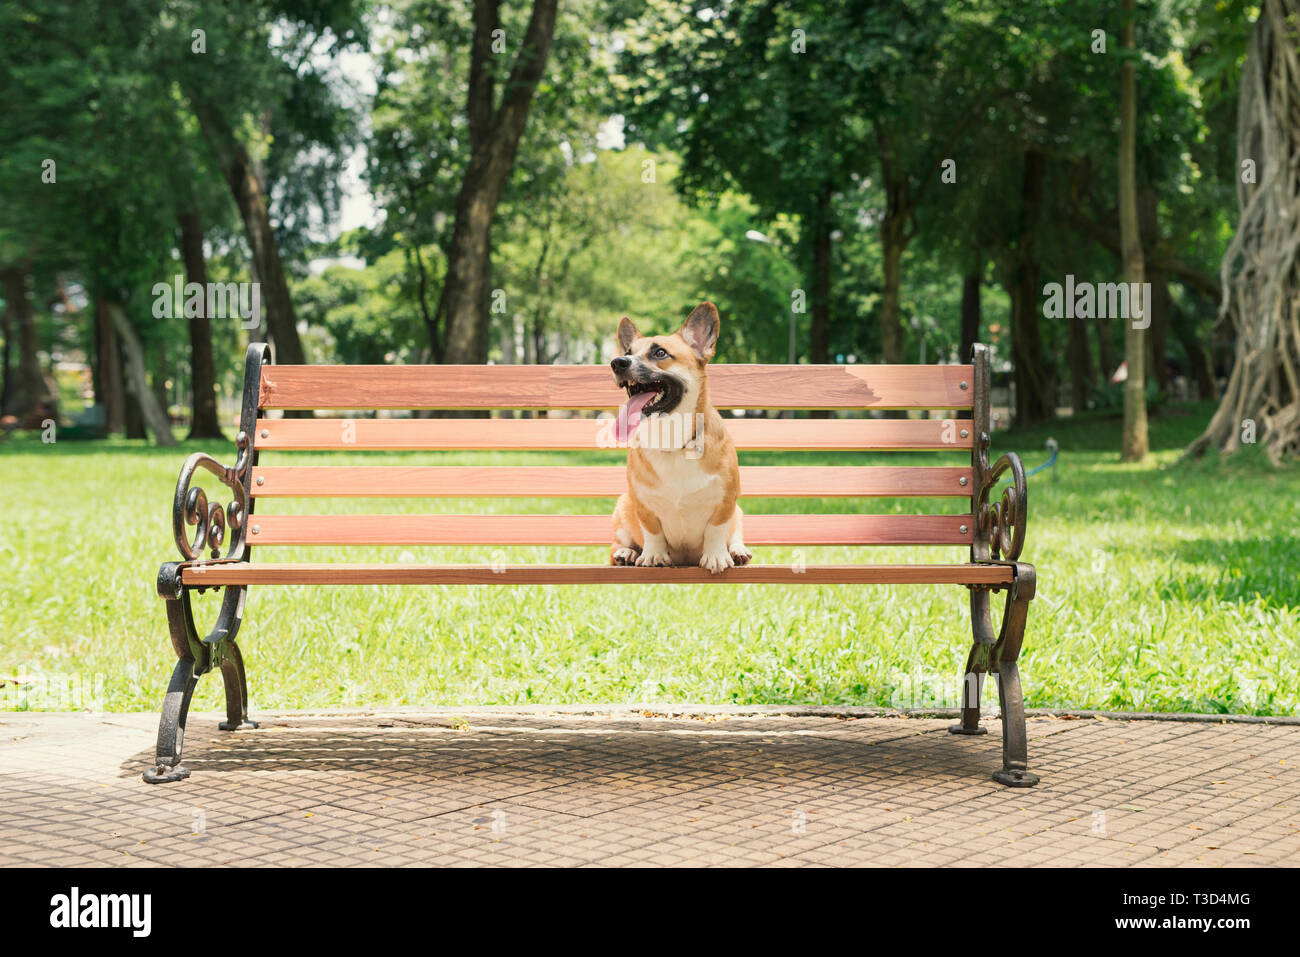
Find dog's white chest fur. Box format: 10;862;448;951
634;448;724;556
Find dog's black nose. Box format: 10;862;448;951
611;356;631;373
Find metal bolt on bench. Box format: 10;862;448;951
143;343;1037;787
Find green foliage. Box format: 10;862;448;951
1;0;1248;386
317;147;804;364
0;0;366;378
293;250;428;363
493;147;801;361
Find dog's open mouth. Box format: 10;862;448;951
614;377;683;441
624;378;682;416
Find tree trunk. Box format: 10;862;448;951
439;0;559;364
1;263;55;422
810;181;833;365
0;298;10;415
879;234;903;364
960;271;981;362
188;95;305;367
409;242;441;362
153;339;170;415
1139;184;1169;390
105;301;178;446
123;383;145;440
121;328;145;441
1171;301;1216;400
92;297;125;433
1185;0;1300;463
874;127;914;365
1067;299;1094;414
527;226;551;367
1008;150;1053;426
178;209;224;439
1119;0;1150;461
956;270;982;419
1146;268;1171;390
1095;315;1118;383
1008;271;1052;426
871;128;913;424
440;186;495;364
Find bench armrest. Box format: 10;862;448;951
974;451;1027;562
171;431;253;563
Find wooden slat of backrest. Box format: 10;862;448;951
250;465;972;498
259;364;974;411
254;417;973;450
245;513;973;546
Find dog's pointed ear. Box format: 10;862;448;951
679;302;719;360
617;316;640;353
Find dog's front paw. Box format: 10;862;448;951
728;544;752;566
636;549;672;567
699;549;734;574
611;546;641;566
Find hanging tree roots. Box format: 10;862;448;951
1185;0;1300;464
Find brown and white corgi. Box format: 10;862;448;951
608;302;751;574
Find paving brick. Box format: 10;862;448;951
0;710;1296;866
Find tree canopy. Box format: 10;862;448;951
1;0;1282;461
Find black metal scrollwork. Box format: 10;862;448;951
976;451;1027;561
173;431;253;561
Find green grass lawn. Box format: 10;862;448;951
1;401;1297;716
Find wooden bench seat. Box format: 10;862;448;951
181;562;1018;586
144;342;1038;788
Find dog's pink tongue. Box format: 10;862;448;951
614;390;656;443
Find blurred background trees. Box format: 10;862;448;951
1;0;1291;461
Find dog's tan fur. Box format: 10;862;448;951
609;302;750;573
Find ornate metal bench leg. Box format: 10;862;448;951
949;654;989;735
146;345;266;781
991;564;1039;788
950;590;994;736
143;657;198;783
993;661;1038;787
146;568;256;782
218;639;258;731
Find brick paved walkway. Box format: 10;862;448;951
1;708;1296;866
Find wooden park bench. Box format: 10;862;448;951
145;343;1037;787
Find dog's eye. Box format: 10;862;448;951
651;346;669;359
